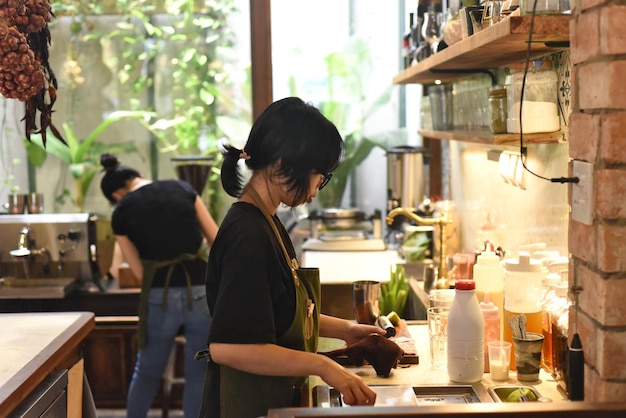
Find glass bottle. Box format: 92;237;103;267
488;87;507;134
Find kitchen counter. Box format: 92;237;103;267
267;322;626;417
0;311;95;417
311;322;564;403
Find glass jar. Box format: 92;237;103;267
505;60;560;134
488;87;507;134
520;0;570;15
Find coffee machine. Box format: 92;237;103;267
0;213;115;291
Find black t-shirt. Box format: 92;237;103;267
112;179;206;287
206;202;297;344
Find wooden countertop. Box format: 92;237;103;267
0;311;95;415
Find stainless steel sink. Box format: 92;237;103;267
0;277;79;299
488;385;551;403
313;384;483;407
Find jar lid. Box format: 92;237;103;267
476;250;500;267
489;87;506;96
455;280;476;290
504;251;543;272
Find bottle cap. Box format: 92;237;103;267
454;280;475;290
554;282;569;298
504;251;543;272
476;250;500;267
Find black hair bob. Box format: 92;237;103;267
221;97;344;203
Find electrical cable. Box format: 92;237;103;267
518;0;578;184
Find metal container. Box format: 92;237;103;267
387;146;429;212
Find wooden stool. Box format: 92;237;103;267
162;335;186;418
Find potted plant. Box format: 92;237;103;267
100;0;240;218
24;111;150;212
311;37;409;208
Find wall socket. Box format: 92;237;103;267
571;160;594;225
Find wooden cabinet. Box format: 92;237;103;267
81;317;138;408
393;15;571;147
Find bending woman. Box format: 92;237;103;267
100;154;218;418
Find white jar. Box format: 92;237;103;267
447;280;484;383
505;60;560;134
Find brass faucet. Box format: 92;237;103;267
386;207;453;289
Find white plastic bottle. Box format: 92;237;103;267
473;249;505;340
447;280;484;383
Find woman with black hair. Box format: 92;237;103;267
201;97;384;417
100;154;218;418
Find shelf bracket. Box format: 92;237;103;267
428;69;497;86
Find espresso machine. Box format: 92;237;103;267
0;213;115;291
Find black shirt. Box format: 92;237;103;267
206;202;297;343
112;179;206;287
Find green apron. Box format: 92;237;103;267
137;244;209;350
199;186;320;418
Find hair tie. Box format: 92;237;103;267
239;150;251;160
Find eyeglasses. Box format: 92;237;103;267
319;173;333;190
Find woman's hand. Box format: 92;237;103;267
318;356;377;406
343;322;386;347
319;315;386;346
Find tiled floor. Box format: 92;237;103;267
97;409;183;417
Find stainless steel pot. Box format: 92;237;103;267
387;146;429;211
319;208;366;229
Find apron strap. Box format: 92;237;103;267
245;185;300;287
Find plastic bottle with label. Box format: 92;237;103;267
503;251;544;370
447;280;484;383
473;249;505;340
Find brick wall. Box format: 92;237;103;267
569;0;626;401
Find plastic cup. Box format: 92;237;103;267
427;306;449;369
513;332;544;382
488;341;512;381
352;280;380;325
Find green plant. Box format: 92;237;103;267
294;36;407;208
380;264;410;316
46;0;247;218
402;231;431;263
24;111;150;212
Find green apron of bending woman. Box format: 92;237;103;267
137;245;209;350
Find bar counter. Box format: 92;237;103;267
0;312;95;417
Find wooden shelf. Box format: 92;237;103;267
393;15;571;85
418;129;566;145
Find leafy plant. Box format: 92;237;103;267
299;36;408;208
402;231;431;262
24;111;151;212
380;264;410;316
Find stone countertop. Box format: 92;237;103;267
0;311;95;414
